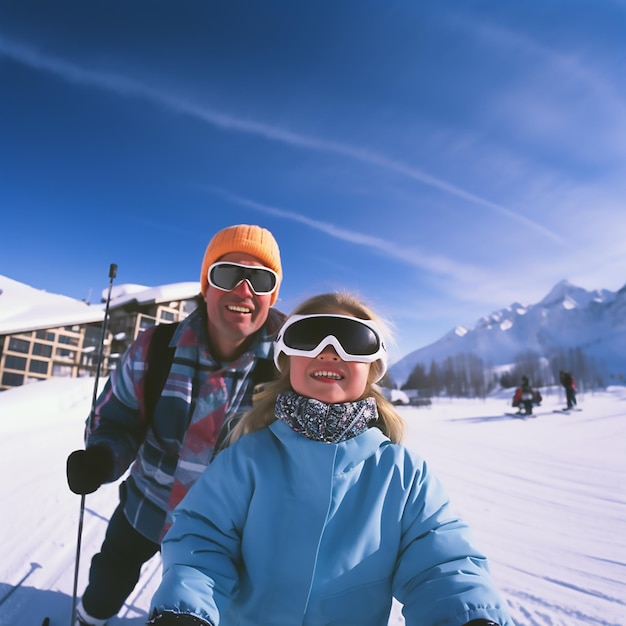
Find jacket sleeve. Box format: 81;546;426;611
149;441;253;625
86;328;153;479
392;454;514;626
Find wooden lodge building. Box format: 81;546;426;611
0;276;199;391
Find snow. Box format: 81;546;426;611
500;319;513;331
0;275;104;334
0;275;200;336
105;282;199;308
1;379;624;626
108;284;152;301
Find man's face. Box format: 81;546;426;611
203;252;274;361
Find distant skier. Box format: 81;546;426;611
560;370;577;410
512;375;535;416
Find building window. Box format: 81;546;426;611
35;330;55;341
29;359;49;374
160;310;175;322
139;315;156;330
181;299;199;314
5;355;27;371
8;338;30;353
32;343;53;357
58;334;79;346
56;348;75;359
83;326;102;350
2;372;24;387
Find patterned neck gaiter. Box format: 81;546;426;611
275;390;379;443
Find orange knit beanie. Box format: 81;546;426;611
200;224;282;304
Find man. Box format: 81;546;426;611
66;224;285;626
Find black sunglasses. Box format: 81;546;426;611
207;262;278;295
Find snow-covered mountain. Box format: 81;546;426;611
389;279;626;387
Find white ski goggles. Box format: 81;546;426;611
274;314;388;379
207;262;278;295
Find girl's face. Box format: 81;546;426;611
289;345;371;404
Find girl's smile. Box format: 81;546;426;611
290;346;370;404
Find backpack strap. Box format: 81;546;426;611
143;322;179;423
212;356;279;456
250;356;278;394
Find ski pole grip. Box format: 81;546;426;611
109;263;118;279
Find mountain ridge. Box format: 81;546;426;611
388;279;626;387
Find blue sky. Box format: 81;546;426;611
1;1;625;362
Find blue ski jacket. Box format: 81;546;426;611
150;419;515;625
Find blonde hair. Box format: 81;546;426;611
230;292;405;444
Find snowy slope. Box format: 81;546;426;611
389;279;626;386
0;378;624;625
0;275;200;337
0;275;104;334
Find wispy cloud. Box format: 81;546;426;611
0;33;563;243
208;187;492;284
455;16;626;160
212;186;568;315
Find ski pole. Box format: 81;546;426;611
69;263;117;626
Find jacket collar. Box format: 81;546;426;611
269;419;389;472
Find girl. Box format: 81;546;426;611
148;293;514;626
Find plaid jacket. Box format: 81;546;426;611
87;305;285;543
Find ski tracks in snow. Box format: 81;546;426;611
1;382;624;626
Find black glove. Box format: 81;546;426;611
147;611;212;625
66;445;114;495
463;621;500;626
